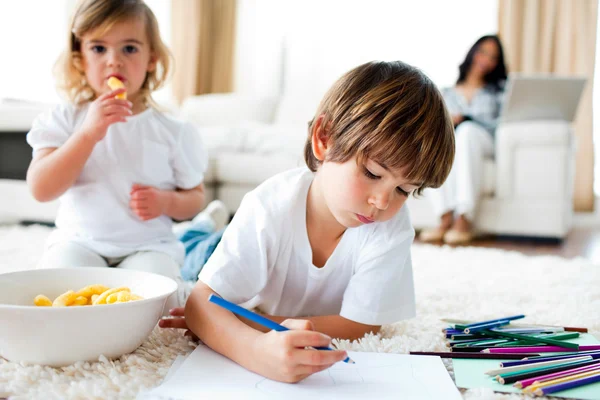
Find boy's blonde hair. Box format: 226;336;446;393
304;61;455;195
54;0;172;106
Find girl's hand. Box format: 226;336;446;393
79;88;132;143
159;307;198;340
452;114;465;126
250;319;348;383
130;184;170;221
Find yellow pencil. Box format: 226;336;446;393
524;369;600;393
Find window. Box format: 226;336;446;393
0;0;171;104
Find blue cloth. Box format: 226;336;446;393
178;220;224;281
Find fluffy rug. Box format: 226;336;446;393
0;225;598;400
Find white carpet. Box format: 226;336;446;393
0;225;598;400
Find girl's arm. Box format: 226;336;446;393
129;183;205;221
185;282;348;383
27;135;97;202
162;184;206;220
27;90;131;202
244;314;380;341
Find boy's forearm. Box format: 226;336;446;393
27;134;97;202
163;184;205;221
184;284;262;368
246;313;380;341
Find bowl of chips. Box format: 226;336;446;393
0;267;177;366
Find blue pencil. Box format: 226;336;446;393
462;315;526;328
208;294;355;364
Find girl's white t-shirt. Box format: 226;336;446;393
199;168;416;325
26;103;207;264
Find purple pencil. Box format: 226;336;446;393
502;352;600;368
484;345;600;354
514;363;600;389
534;372;600;396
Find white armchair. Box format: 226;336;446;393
408;120;574;238
181;93;575;239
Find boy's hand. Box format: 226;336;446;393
79;89;132;143
159;307;198;340
250;319;348;383
130;184;170;221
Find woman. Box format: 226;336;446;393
419;35;507;245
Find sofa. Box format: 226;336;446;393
0;93;575;239
180;93;575;239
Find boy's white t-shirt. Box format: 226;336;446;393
199;168;416;326
26;103;207;264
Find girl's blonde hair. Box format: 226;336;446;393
54;0;172;107
304;61;455;196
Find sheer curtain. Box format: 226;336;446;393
498;0;598;211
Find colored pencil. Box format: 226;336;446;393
484;345;600;354
408;351;540;360
441;319;587;333
456;320;513;334
207;294;354;364
526;368;600;392
496;359;600;384
454;332;581;350
485;356;592;376
477;329;580;349
458;315;526;328
513;364;600;389
534;372;600;396
503;351;600;367
514;364;600;389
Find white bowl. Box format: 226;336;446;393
0;267;177;366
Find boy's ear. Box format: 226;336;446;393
311;114;330;161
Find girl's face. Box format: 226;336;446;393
79;18;156;107
471;39;499;77
318;157;421;229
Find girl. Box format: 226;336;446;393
161;61;455;383
419;34;508;244
25;0;207;307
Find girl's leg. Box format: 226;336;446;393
118;251;185;315
444;121;494;244
37;241;108;269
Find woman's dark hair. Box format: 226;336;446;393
457;35;507;91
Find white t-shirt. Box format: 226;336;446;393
26;103;207;264
199;168;416;326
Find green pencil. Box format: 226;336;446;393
478;329;580;350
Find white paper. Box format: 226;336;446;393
140;344;462;400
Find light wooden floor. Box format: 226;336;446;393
414;227;600;264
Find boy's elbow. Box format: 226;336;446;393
350;324;381;341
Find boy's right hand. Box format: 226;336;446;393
249;319;348;383
79;89;132;143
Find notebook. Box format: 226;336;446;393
138;344;462;400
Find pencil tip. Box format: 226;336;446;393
348;359;356;364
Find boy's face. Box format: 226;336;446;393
319;157;421;228
80;18;156;106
